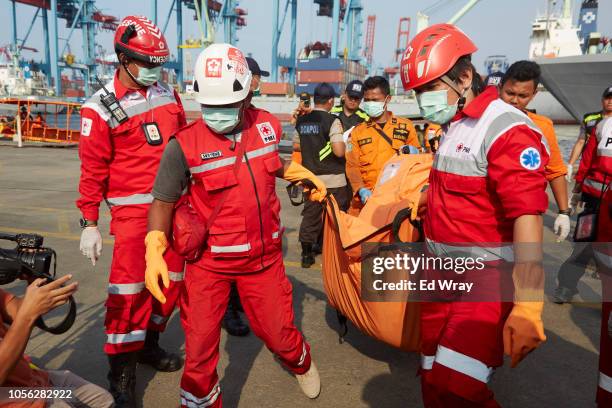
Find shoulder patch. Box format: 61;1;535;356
392;128;408;141
81;117;93;136
520;147;542;170
256;121;277;144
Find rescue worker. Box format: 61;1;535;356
145;43;324;407
219;57;272;337
555;88;612;303
294;82;350;268
330;80;369;131
76;16;184;407
567;86;612;181
498;60;571;241
580;115;612;407
401;24;549;406
345;76;420;212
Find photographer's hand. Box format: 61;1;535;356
17;275;78;321
80;226;102;265
0;276;77;385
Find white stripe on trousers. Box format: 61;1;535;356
180;382;221;408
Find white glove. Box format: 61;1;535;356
565;164;573;182
553;214;571;241
80;226;102;265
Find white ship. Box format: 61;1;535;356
529;0;612;122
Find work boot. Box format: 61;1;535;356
296;361;321;399
553;286;578;304
137;330;183;372
107;352;137;408
222;285;250;336
312;243;322;255
301;242;315;268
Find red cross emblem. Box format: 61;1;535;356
205;58;222;78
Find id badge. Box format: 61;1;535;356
574;212;597;242
142;122;163;146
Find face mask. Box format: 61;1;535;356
253;87;261;97
202;106;241;134
362;101;386;118
416;89;458;125
135;66;162;86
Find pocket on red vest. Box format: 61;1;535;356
208;215;251;258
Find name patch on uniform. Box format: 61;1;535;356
393;129;408;141
357;137;372;147
520;147;541;170
256;122;277;144
201;150;223;160
81;118;93;137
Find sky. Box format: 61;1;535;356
3;0;612;77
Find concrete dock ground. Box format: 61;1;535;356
0;133;602;407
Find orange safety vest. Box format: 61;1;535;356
527;111;567;181
345;113;420;193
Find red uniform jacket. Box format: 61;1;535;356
176;107;284;273
76;72;186;221
424;86;549;258
576;117;612;198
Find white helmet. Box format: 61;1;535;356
193;43;252;105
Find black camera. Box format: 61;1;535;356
299;92;311;108
0;232;76;334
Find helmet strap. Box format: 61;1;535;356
441;75;467;112
122;59;142;88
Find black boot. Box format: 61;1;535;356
222;285;250;336
107;352;137;408
301;242;315;268
137;330;183;372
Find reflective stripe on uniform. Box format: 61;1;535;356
584;178;608;193
483;111;548;156
190;144;278;174
169;271;184;282
106;193;154;206
107;329;146;345
180;383;221;408
108;282;145;295
210;243;251;253
298;342;307;366
425;238;514;262
595;249;612;269
150;314;169;325
421;354;435;370
107;95;177;129
432;154;487;177
319;141;332;161
435;345;493;383
272;231;280;239
600;372;612;394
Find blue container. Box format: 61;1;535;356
297;58;346;71
295;82;343;96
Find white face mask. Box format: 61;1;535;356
362;101;386;118
201;106;241;134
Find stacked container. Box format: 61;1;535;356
296;58;366;96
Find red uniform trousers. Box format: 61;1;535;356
596;189;612;407
104;217;184;355
179;254;311;408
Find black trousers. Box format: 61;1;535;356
299;185;351;245
557;193;599;290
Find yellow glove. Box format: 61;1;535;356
284;161;327;202
144;231;170;304
503;301;546;368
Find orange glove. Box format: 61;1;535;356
283;161;327;202
503;301;546;367
144;230;170;304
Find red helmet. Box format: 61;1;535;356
114;15;169;65
400;24;477;91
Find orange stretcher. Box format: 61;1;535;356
321;153;433;352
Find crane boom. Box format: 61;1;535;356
447;0;482;25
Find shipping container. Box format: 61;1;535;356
260;82;295;96
297;58;346;71
295;82;343;96
297;70;345;83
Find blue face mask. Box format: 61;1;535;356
362;101;386;118
202;106;241;134
136;66;162;87
416;89;458;125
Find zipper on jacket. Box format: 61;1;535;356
243;153;266;269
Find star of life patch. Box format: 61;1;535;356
81;118;93;136
256;122;277;144
520;147;541;170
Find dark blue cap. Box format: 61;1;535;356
485;71;504;87
603;86;612;98
346;80;364;98
314;82;337;99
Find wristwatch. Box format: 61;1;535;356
79;218;98;228
558;209;572;216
